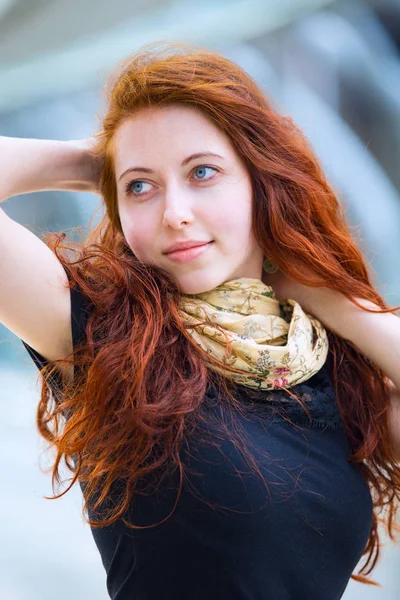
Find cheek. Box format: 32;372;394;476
214;178;253;232
212;199;253;240
120;219;155;260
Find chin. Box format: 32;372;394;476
176;271;229;296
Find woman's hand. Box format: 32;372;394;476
69;136;104;196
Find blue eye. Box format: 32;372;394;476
124;180;152;196
124;164;219;197
192;165;218;180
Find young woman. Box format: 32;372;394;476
1;40;400;600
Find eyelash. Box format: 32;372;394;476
124;165;220;197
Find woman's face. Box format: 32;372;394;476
113;104;264;295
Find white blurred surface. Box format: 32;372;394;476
0;362;108;600
0;0;335;112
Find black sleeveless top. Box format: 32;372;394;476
21;277;374;600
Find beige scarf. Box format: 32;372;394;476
178;278;329;391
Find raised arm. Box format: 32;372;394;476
0;135;102;378
0;135;102;202
264;269;400;461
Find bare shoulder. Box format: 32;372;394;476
0;207;73;377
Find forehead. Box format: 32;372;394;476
112;104;236;167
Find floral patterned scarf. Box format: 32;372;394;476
178;278;329;391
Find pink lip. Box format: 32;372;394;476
165;241;214;263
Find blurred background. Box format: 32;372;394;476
0;0;400;598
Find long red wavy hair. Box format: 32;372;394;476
36;40;400;587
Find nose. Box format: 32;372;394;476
161;189;194;229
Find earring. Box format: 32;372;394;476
263;256;279;274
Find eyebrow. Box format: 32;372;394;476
118;152;224;182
